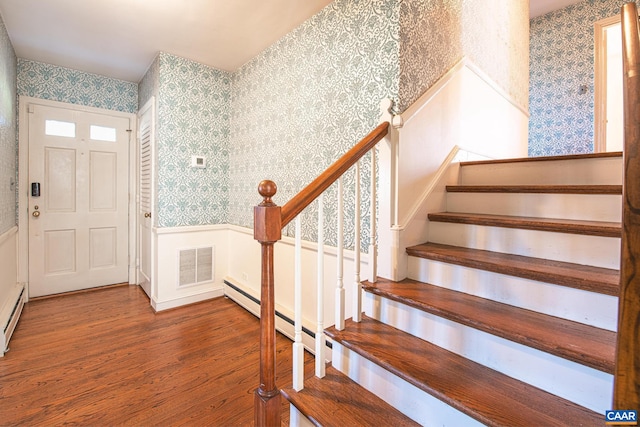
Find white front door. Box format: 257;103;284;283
28;104;130;297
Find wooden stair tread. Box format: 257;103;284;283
362;278;615;373
428;211;621;237
460;151;622;166
406;242;620;296
445;184;622;194
326;316;602;427
281;366;420;427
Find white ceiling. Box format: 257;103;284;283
0;0;334;82
0;0;583;83
530;0;583;19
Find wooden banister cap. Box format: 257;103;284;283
258;180;277;206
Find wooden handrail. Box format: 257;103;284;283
253;121;389;426
614;1;640;411
281;122;390;227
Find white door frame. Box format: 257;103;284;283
594;14;622;152
17;97;137;299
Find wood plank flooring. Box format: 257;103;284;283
0;285;312;426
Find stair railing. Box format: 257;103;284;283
253;117;391;426
615;1;640;411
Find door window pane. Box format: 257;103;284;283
90;125;117;142
45;120;76;138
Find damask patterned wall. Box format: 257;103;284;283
154;53;231;227
0;14;16;235
229;0;400;243
461;0;529;111
228;0;528;244
529;0;640;156
398;0;529;113
17;59;137;113
398;0;461;113
138;55;158;110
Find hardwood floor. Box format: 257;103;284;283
0;285;312;426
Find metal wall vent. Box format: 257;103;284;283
178;246;213;287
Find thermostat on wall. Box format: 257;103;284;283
191;156;206;168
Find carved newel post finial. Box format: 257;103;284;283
258;180;277;206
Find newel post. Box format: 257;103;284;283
254;180;282;427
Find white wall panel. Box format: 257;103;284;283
0;227;18;313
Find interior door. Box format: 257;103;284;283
137;99;154;298
604;22;623;152
28;104;130;297
595;17;624;152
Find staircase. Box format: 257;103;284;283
283;152;621;426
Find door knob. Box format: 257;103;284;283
32;210;40;217
144;212;151;218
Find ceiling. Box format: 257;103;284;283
529;0;583;19
0;0;583;83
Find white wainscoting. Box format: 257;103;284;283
0;226;22;355
0;226;18;304
224;225;368;346
151;225;228;311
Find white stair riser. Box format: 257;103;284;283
446;193;621;222
459;157;622;186
363;293;613;413
289;405;315;427
407;256;618;331
332;342;484;427
428;222;621;269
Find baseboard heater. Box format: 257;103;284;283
223;279;331;350
1;284;26;356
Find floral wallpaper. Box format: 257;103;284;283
229;0;400;247
398;0;463;112
17;59;137;113
529;0;640;156
461;0;529;111
0;14;16;235
153;53;231;228
138;55;158;110
227;0;527;246
8;0;527;236
398;0;529;113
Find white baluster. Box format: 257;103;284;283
293;216;304;391
353;161;362;322
369;148;378;283
335;177;345;330
315;194;326;378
